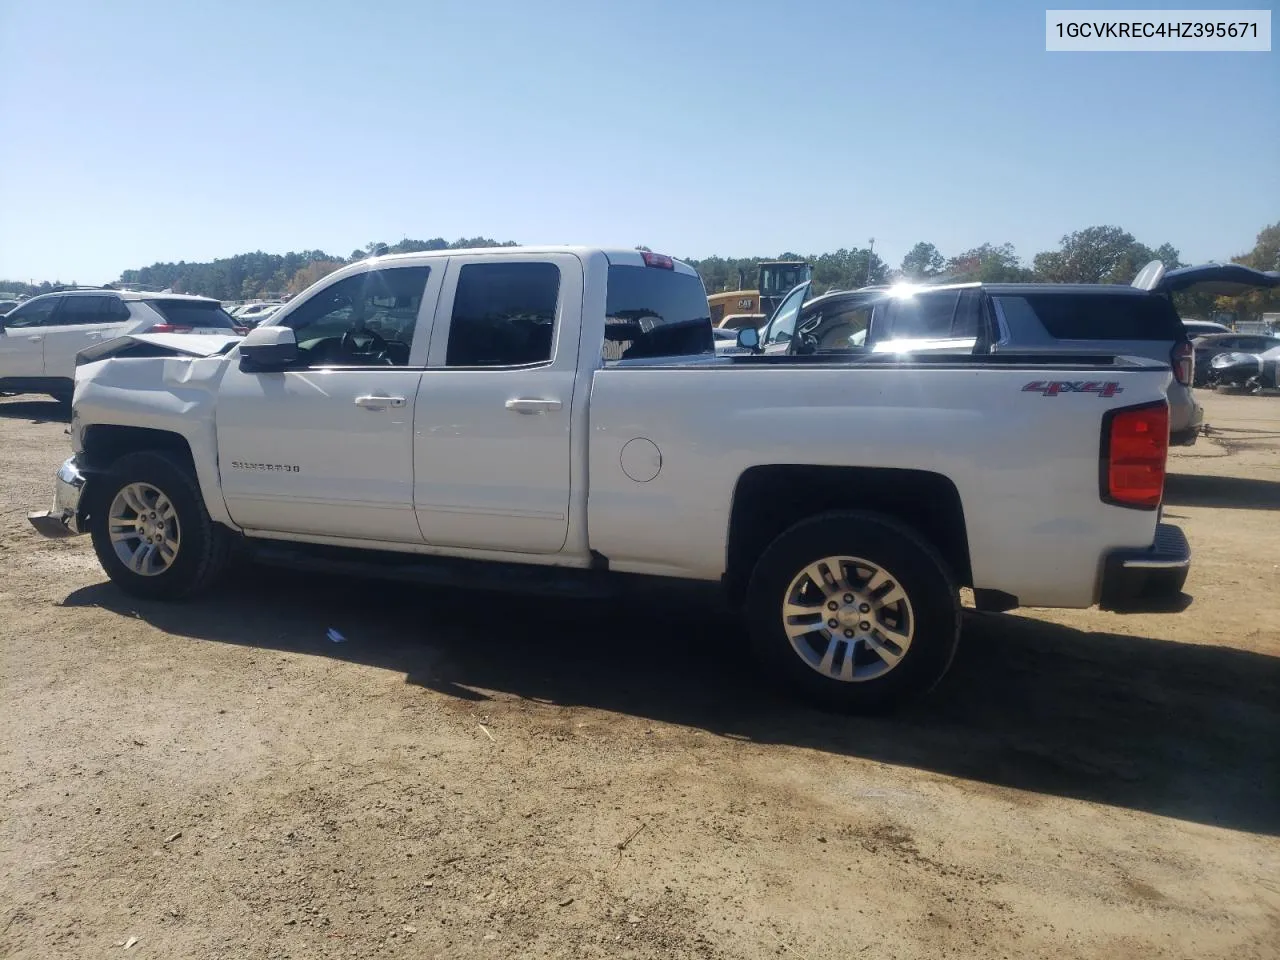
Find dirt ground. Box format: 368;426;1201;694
1;390;1277;960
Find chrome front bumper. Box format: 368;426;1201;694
27;456;88;538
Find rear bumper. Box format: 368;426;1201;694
27;456;88;538
1098;522;1190;611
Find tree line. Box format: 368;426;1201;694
4;222;1275;321
691;222;1277;320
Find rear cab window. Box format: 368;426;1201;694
995;292;1185;342
604;263;713;361
145;299;239;331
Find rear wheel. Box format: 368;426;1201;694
744;510;960;713
89;451;230;600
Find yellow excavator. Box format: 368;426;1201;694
707;260;812;326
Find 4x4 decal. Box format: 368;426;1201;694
1022;380;1124;397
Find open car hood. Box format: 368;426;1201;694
76;332;242;366
1132;260;1280;296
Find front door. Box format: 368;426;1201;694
413;253;582;554
758;281;810;355
0;296;62;379
216;263;442;542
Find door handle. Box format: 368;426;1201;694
354;394;407;409
27;336;43;343
505;397;562;414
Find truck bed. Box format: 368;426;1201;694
587;353;1171;608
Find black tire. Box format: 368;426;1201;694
744;510;960;714
88;450;231;600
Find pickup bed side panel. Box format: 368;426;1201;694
587;363;1171;608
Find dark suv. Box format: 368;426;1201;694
754;262;1279;446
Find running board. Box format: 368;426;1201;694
246;541;622;600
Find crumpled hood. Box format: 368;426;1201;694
76;332;242;366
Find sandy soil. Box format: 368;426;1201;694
1;389;1277;959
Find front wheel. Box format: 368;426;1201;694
89;450;231;600
744;510;960;713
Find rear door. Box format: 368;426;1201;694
0;296;62;378
413;253;582;554
40;295;131;379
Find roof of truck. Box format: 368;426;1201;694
348;246;701;277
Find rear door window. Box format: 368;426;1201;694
145;299;238;330
604;265;713;360
874;289;982;341
878;290;959;339
446;262;561;367
56;296;118;325
994;293;1184;341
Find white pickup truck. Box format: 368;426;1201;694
29;247;1190;711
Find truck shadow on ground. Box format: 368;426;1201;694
1164;472;1280;511
0;398;70;424
63;570;1278;836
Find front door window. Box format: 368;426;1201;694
285;267;431;367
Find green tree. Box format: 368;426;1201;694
900;242;945;280
946;243;1032;283
287;259;346;295
1194;221;1280;324
1032;226;1181;284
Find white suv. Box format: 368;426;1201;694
0;289;241;402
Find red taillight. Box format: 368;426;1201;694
640;251;674;269
233;326;248;335
146;323;192;334
1171;341;1193;386
1101;401;1169;509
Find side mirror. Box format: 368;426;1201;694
736;327;761;352
239;326;298;372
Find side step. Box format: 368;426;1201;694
246;540;622;600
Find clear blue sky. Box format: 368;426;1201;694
1;0;1276;283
